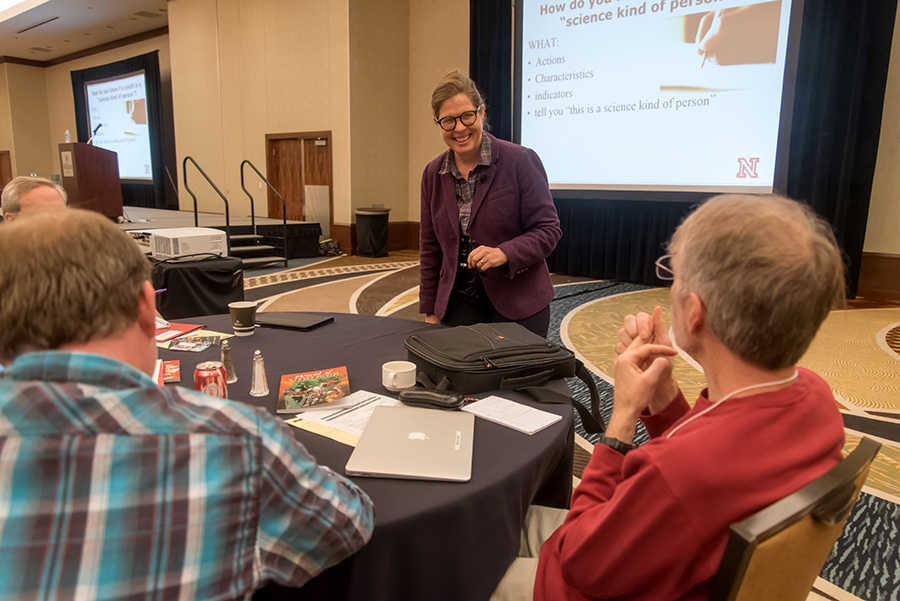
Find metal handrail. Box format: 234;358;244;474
183;156;231;253
241;160;288;266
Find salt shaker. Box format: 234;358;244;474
249;350;269;397
221;339;237;384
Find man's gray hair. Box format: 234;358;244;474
669;194;845;370
1;176;68;216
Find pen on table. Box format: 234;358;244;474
155;288;167;295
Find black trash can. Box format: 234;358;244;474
355;207;391;257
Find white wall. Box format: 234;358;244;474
349;0;409;221
0;65;16;175
866;8;900;255
168;0;353;221
407;0;469;224
168;0;468;226
2;63;52;178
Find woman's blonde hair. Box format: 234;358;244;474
430;69;489;130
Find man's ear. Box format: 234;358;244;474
136;281;157;339
687;292;706;335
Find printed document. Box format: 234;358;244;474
463;395;562;435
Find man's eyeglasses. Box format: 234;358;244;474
436;106;482;132
655;254;674;281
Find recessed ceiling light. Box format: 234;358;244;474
14;15;57;33
0;1;53;25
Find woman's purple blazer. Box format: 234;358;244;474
419;134;562;321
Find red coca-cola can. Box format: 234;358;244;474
195;361;228;399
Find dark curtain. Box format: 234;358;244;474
469;0;897;295
470;0;514;142
70;51;168;210
785;0;897;296
550;198;693;285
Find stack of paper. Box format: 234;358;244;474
286;390;401;446
463;396;561;435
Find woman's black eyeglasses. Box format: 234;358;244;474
436;106;482;132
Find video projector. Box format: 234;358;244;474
150;227;227;261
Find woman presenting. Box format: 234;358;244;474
419;70;562;337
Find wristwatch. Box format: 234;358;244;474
598;435;635;455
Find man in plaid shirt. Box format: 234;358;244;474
0;208;374;600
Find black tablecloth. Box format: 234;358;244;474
159;313;574;601
152;256;244;319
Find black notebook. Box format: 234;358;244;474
255;312;334;331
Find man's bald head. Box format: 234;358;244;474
1;176;68;221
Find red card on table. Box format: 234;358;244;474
155;323;205;343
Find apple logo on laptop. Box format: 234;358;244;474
408;432;429;441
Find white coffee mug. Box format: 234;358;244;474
382;360;416;392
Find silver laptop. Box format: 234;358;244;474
345;405;474;482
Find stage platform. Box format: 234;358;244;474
118;207;322;258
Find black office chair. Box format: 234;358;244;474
709;437;881;601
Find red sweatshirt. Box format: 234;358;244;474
535;367;845;601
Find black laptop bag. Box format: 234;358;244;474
404;322;605;434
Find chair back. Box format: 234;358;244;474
708;437;881;601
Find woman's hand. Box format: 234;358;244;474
467;246;508;272
425;313;441;325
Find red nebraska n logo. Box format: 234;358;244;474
736;158;760;178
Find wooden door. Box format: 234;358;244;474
265;132;333;233
303;138;332;188
267;138;304;220
0;151;11;192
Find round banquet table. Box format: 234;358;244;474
159;313;574;601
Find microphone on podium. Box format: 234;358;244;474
87;123;102;145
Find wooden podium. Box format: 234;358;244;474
58;143;123;219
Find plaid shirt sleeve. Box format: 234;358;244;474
253;411;375;586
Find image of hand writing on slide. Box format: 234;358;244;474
695;1;782;66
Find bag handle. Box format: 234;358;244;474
416;371;452;391
416;359;605;435
520;360;605;435
499;369;554;390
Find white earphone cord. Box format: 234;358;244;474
665;370;799;439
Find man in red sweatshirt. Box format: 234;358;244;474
491;194;847;601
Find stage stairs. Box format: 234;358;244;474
184;156;289;270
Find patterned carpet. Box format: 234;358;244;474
246;253;900;601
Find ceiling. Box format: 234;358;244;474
0;0;168;63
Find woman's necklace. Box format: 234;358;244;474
665;370;799;439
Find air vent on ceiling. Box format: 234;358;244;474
16;16;59;34
133;11;164;19
28;47;52;53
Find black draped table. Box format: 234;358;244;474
159;313;574;601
